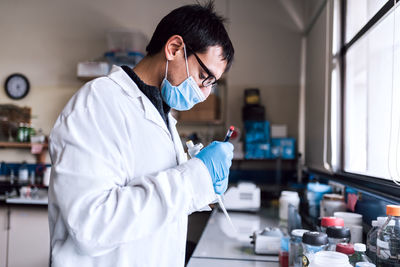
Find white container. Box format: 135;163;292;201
279;191;300;220
106;29;148;54
309;251;352;267
320;194;347;217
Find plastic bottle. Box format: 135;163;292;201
18;162;29;184
376;205;400;267
280;191;300;221
185;140;204;158
349;243;372;266
367;220;379;263
309;251;352;267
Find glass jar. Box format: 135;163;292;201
302;232;328;267
289;229;309;267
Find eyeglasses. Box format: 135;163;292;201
186;45;217;88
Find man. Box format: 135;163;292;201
48;2;234;267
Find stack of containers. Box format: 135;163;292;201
326;226;351;251
334;212;363;243
320;217;344;233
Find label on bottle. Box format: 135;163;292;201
377;238;390;250
302;255;309;267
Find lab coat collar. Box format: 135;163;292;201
108;65;172;138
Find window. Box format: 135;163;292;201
340;0;400;181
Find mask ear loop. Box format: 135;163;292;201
165;60;169;79
183;44;190;78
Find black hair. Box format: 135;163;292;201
146;1;234;72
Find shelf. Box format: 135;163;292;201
177;120;225;126
0;142;48;149
233;158;296;162
0;142;48;164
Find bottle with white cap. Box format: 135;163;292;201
349;243;372;266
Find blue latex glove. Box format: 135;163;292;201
195;141;234;195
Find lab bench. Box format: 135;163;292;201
187;207;280;267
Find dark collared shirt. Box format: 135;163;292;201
121;65;171;127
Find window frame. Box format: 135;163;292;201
309;0;400;202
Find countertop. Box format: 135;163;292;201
187;206;280;267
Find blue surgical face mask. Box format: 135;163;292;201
161;45;206;111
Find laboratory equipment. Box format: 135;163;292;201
326;226;351;251
376;205;400;267
320;217;345;233
279;191;300;221
251;227;284;255
349;243;372;266
223;181;261;211
289;229;309;267
309;251;352;267
302;232;329;266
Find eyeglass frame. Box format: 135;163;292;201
185;45;217;88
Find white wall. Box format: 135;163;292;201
0;0;301;163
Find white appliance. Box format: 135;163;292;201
223;182;261;211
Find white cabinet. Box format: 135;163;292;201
0;207;8;267
7;207;49;267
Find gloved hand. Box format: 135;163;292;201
195;141;234;195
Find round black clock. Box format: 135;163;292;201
4;73;30;100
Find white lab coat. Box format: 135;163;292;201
48;65;216;267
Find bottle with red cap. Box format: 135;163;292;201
337;242;355;257
376;205;400;267
320;217;345;233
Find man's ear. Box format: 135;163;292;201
164;35;184;61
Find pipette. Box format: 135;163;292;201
185;126;237;233
215;126;238;233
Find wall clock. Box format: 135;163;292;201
4;73;30;100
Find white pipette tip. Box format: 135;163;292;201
216;194;238;233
